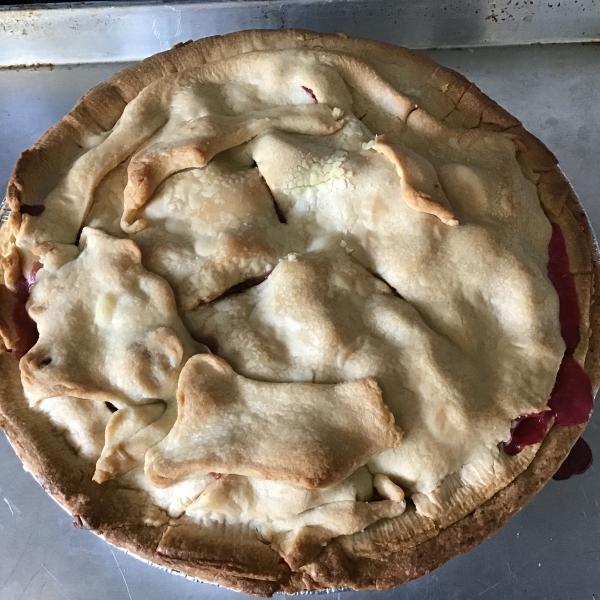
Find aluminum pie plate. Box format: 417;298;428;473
0;198;9;225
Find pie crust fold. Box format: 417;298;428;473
145;353;402;489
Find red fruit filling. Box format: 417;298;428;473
27;261;43;289
548;355;594;426
548;223;580;352
503;224;594;468
302;86;318;104
12;262;43;359
503;411;554;456
552;436;593;480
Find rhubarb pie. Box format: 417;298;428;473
0;30;598;595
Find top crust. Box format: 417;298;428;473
20;227;198;405
145;354;401;489
0;29;599;597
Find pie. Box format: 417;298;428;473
0;29;598;596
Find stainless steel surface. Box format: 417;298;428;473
2;0;600;67
1;42;600;600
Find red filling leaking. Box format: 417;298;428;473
547;355;594;426
27;262;43;288
302;86;318;104
12;262;42;359
503;411;553;456
548;223;580;352
552;437;593;480
502;224;594;468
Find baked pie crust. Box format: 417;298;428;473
0;30;599;595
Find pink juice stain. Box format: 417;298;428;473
12;262;42;359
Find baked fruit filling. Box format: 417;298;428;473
503;223;593;455
0;39;595;585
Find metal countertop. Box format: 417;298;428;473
1;40;600;600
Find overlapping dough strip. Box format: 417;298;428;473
13;49;454;254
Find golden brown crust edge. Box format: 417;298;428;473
0;29;598;596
